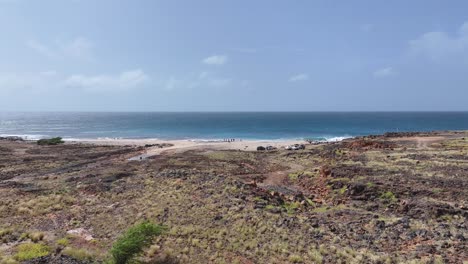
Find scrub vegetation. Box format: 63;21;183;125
0;131;466;263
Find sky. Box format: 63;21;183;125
1;0;468;111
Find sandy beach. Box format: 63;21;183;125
73;138;310;155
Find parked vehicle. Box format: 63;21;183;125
257;146;266;151
286;144;305;150
266;145;277;150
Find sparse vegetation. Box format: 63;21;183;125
110;221;166;264
29;232;44;242
62;247;94;261
288;254;303;263
380;191;397;203
288;172;300;181
0;229;12;243
14;243;50;261
37;137;64;145
56;237;69;247
0;132;467;263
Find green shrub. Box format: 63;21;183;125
380;191;397;203
14;243;50;261
56;237;69;247
62;247;93;261
0;229;12;237
110;221;165;264
29;232;44;242
1;257;19;264
288;172;300;181
283;201;301;214
288;254;304;263
37;137;64;146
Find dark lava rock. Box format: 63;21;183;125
408;229;428;239
254;200;267;209
268;207;282;214
23;255;91;264
375;220;386;229
309;219;320;228
214;215;223;221
264;185;301;196
396;217;410;228
65;176;80;182
144;143;173;148
158;169;189;179
383;132;421;138
349;183;366;196
0;136;24;141
103;172;133;183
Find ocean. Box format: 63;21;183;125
1;112;467;141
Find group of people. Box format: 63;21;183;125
223;138;240;142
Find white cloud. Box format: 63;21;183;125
163;76;183;91
198;71;209;79
60;37;93;59
27;40;57;58
409;21;468;60
0;71;60;92
162;71;232;90
289;73;309;82
64;69;149;91
1;69;234;93
207;78;231;87
462;22;468;35
197;71;230;87
373;67;396;78
27;37;94;60
202;55;228;65
1;70;150;93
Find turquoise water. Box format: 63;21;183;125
0;112;467;141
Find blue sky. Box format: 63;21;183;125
1;0;468;111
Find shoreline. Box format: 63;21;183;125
0;134;352;142
72;138;313;153
3;130;466;153
0;134;353;153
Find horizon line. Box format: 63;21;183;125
1;110;468;113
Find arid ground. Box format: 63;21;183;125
0;132;467;263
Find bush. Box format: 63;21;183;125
29;232;44;242
37;137;64;146
56;237;69;247
380;191;397;203
0;255;19;264
110;221;165;264
14;243;50;261
62;247;93;261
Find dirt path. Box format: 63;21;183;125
391;136;445;149
258;162;304;187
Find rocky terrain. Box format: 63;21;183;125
0;132;467;263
